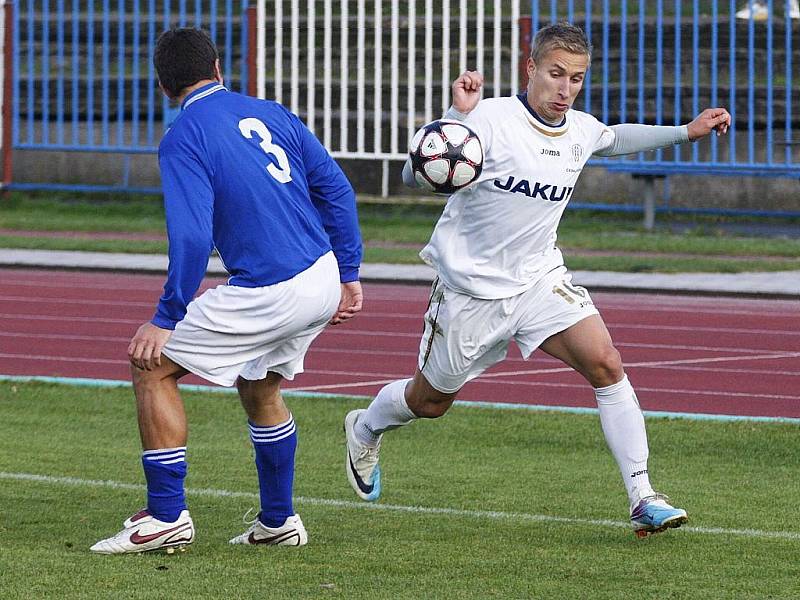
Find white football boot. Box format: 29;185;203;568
90;509;195;554
344;409;382;502
229;513;308;546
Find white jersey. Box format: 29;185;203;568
420;95;614;299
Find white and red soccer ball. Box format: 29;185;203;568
409;120;483;195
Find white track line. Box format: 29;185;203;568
478;352;800;378
2;349;797;399
0;353;127;365
609;323;800;336
1;471;797;541
2;311;798;337
0;312;140;324
2;330;796;358
649;365;800;377
288;377;800;400
288;352;800;397
3;276;796;310
0;295;153;308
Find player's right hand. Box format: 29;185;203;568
128;321;173;371
452;71;484;115
330;281;363;325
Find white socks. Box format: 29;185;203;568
595;375;654;504
355;378;416;447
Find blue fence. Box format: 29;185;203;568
3;1;799;203
530;0;799;179
7;0;250;191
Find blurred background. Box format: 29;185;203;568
1;0;799;225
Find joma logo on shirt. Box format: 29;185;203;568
493;176;575;202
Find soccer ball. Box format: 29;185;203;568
408;120;483;194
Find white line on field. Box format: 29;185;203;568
1;471;798;542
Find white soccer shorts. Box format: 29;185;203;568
417;266;600;393
162;251;341;387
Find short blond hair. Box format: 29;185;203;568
530;21;592;64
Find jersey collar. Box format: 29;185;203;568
182;82;227;110
516;93;569;137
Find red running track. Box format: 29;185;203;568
1;267;799;418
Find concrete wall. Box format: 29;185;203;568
9;138;800;214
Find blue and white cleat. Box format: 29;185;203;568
630;493;688;538
344;409;382;502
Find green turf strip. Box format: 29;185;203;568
1;381;799;599
2;194;800;273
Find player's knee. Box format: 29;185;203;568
130;362;158;390
412;397;453;419
407;388;456;418
586;345;623;388
405;373;458;418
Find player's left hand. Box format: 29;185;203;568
330;281;363;325
128;321;173;371
687;108;731;141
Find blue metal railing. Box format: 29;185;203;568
529;0;799;179
5;1;799;199
10;0;249;160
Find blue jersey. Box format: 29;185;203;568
153;83;361;329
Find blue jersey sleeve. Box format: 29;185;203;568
299;124;362;282
152;145;215;329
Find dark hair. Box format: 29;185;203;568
530;21;592;64
153;27;219;97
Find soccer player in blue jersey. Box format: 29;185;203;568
91;28;363;554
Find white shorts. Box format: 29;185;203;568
163;252;341;387
417;266;599;393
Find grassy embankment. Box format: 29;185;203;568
0;192;798;273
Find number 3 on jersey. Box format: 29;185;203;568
238;117;292;183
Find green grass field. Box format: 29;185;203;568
1;381;798;599
1;193;800;273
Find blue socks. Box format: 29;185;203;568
140;417;297;528
141;447;187;523
249;415;297;528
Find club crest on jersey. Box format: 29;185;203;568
493;176;575;202
571;144;583;162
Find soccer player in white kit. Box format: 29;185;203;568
344;21;731;537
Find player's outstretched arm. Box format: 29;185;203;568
686;108;731;141
330;280;363;325
450;71;484;116
594;107;731;157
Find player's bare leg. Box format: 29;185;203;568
90;358;195;554
230;373;307;546
237;372;289;426
344;370;459;501
540;314;687;536
131;356;189;449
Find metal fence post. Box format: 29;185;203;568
1;0;14;193
633;174;666;231
642;176;656;231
